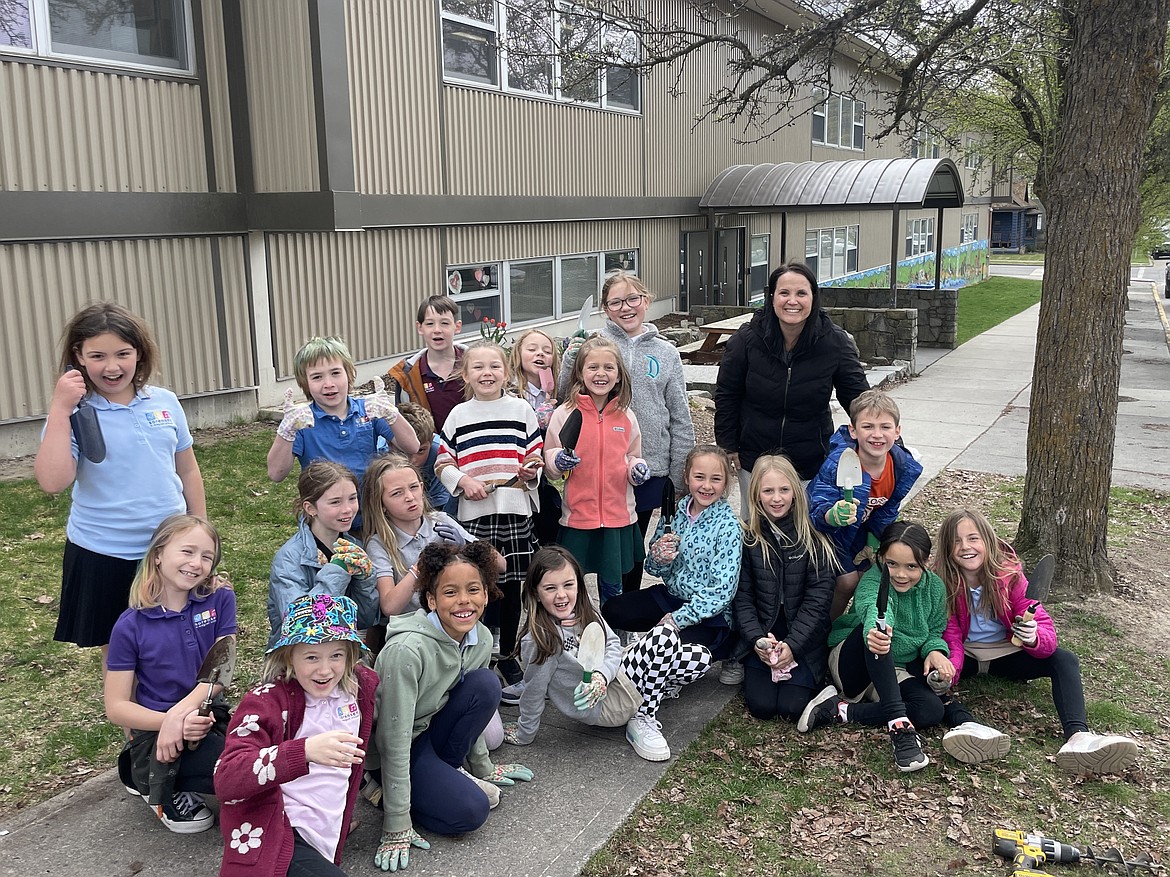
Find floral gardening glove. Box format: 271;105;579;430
534;397;557;430
374;827;430;872
330;538;372;578
554;449;581;473
364;391;399;424
481;762;534;786
650;533;680;564
572;672;608;711
629;461;650;486
276;387;315;441
502;721;526;745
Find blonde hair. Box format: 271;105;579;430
509;328;560;393
565;337;632;411
936;508;1018;621
849;389;901;426
360;453;433;577
601;270;655;307
743;455;838;572
128;514;221;610
292;336;357;402
262;641;362;697
459;341;511;400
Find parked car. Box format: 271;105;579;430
1151;241;1170;259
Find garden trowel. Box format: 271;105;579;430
187;635;236;751
67;367;106;464
836;447;863;504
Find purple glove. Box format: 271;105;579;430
433;518;467;546
555;449;581;473
629;461;649;486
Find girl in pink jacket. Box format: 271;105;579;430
935;509;1137;775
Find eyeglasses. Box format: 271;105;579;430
603;294;645;311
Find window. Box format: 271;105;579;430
804;226;858;281
446;249;639;332
906;218;936;257
441;1;640;112
911;128;941;159
0;0;191;72
964;136;980;170
961;213;979;244
749;234;770;303
812;90;865;150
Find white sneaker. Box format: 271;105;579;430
458;767;501;809
626;714;671;761
500;681;525;706
718;660;744;686
491;628;501;658
942;722;1011;764
1056;731;1138;775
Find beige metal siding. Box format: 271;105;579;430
346;0;443;194
267;229;443;377
444;88;642;196
241;0;319;192
446;221;638;264
637;218;681;307
0;236;255;421
0;61;206;192
201;0;237;192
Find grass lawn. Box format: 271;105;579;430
988;253;1045;264
956;276;1042;346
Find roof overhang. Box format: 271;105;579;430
699;158;966;212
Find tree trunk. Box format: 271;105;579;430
1016;0;1170;596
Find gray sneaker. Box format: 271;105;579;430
718;660;744;685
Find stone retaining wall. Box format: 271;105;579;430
817;287;957;348
823;307;917;372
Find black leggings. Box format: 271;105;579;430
943;646;1088;738
601;584;735;660
836;624;945;729
288;829;345;876
742;653;816;721
621;508;656;594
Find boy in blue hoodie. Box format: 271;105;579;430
807;390;923;619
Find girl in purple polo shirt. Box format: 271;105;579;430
105;514;236;835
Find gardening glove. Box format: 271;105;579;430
374;828;430;872
554;448;581;473
563;334;586;359
331;538;373;578
276;387;315;441
433;518;467;546
364;391;399;424
534;397;557;430
650;533;680;564
771;660;798;684
1011;617;1038;647
853;532;881;566
502;721;527;745
926;669;952;695
629;461;650;486
572;673;608;710
826;499;859;528
481;762;535;786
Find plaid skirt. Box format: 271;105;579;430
464;514;535;590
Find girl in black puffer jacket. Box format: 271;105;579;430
730;454;838;721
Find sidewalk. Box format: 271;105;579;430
2;284;1167;877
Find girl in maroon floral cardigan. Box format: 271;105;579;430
214;594;388;877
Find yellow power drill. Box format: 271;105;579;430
992;829;1082;872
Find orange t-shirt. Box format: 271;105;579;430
861;454;895;523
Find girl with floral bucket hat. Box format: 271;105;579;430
215;593;385;877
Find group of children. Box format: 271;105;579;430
33;282;1138;875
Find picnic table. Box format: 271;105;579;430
679;312;754;363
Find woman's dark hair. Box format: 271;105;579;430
415;540;504;605
767;261;820;307
878;520;932;567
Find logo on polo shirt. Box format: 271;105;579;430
144;410;174;428
193;608;217;628
337;701;360;722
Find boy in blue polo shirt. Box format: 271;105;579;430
267;336;421;487
807;389;924;619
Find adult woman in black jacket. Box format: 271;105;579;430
730;454;837;721
715;262;869;503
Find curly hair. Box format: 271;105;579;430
415;540;504;606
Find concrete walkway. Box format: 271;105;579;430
3;281;1167;877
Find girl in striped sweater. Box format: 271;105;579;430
435;341;543;685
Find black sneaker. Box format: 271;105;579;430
496;657;523;687
888;720;930;772
148;790;214;834
797;684;841;733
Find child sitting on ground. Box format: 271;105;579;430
807;389;923;618
267;335;420;487
215;593;378;877
386;295;467;433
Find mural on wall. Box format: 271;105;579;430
824;240;989;290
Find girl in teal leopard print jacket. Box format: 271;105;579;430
601;445;741;660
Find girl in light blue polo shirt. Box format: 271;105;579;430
35;302;208;663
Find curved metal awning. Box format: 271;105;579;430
699;158;965;211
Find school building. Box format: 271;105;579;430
0;1;991;455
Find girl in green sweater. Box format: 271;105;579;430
796;521;952;772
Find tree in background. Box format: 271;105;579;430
507;0;1170;594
